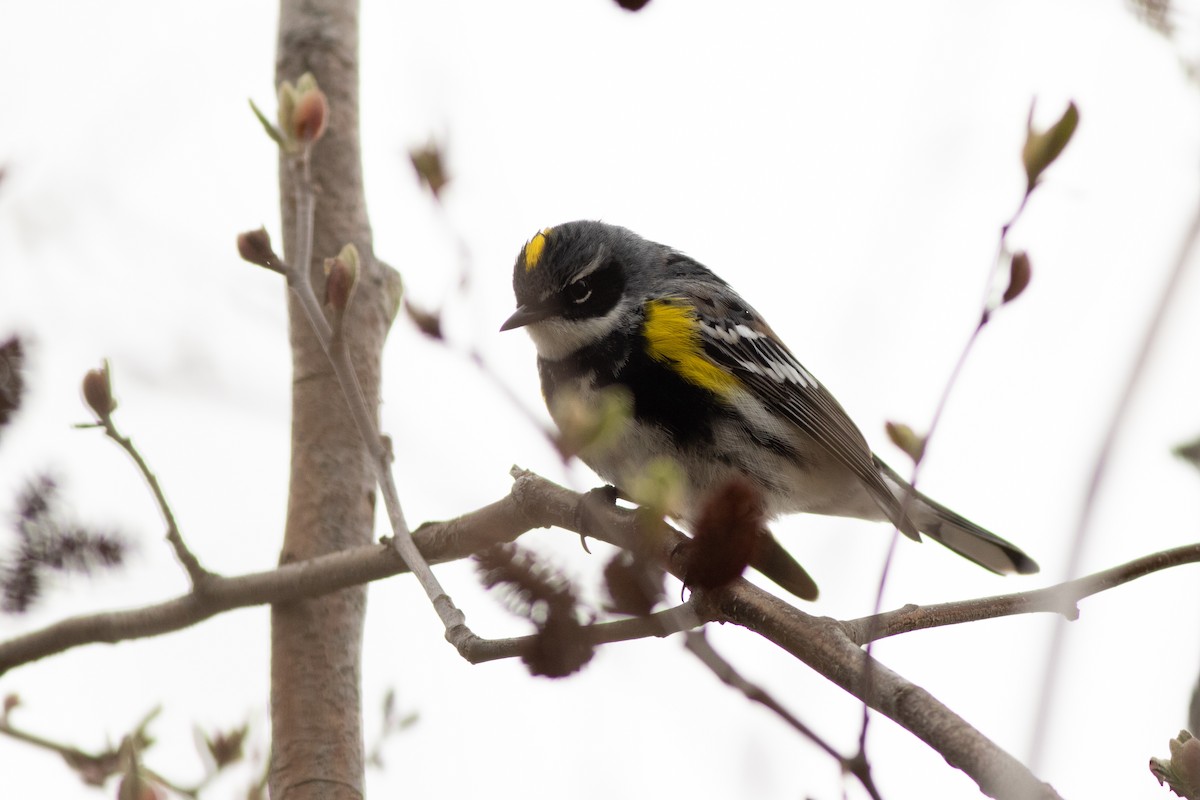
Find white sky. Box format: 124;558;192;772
2;1;1200;798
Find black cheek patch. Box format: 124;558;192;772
563;259;625;320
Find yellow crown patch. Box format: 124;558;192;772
523;227;552;272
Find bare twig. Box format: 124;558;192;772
1029;193;1200;769
0;704;165;793
862;103;1077;760
703;585;1061;800
461;604;700;665
78;363;211;588
270;146;471;647
1;707;234;800
96;416;212;588
683;627;885;800
0;712;110;779
859;136;1036;759
11;471;1197;797
0;474;544;674
843;543;1200;645
555;486;871;794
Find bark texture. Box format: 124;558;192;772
272;1;387;797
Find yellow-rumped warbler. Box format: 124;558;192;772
501;221;1038;599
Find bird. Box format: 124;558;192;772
500;220;1038;599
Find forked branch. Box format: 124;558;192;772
9;470;1200;796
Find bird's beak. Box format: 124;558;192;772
500;301;555;331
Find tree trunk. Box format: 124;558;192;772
271;1;388;796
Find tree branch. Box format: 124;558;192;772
0;480;538;674
460;605;699;665
843;543;1200;645
681;626;884;800
10;471;1198;797
703;586;1060;799
1030;185;1200;770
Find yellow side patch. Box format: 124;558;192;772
644;299;740;396
523;227;552;272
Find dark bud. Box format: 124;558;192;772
117;773;164;800
0;335;27;436
404;299;443;340
275;73;328;151
475;543;593;678
1003;251;1032;305
1023;100;1080;192
409;141;449;200
204;725;247;770
237;228;281;272
603;550;664;616
323;244;361;312
523;613;594;679
292;85;328;144
682;477;763;590
615;0;651;8
82;360;116;420
1173;436;1200;476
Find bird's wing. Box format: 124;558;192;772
683;286;917;538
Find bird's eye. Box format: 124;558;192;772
560;258;623;320
566;278;592;305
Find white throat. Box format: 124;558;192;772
524;303;630;361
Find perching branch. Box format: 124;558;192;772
8;470;1199;796
0;473;537;674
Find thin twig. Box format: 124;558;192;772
97;417;212;587
461;605;699;664
0;475;544;674
1;706;222;799
1028;195;1200;769
704;585;1061;800
278;147;470;644
11;472;1197;797
844;543;1200;645
0;715;102;769
859;179;1033;757
683;627;885;800
1;470;1192;679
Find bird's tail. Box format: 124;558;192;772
876;460;1039;575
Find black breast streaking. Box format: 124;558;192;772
538;320;732;448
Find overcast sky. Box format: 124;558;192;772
2;2;1200;799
